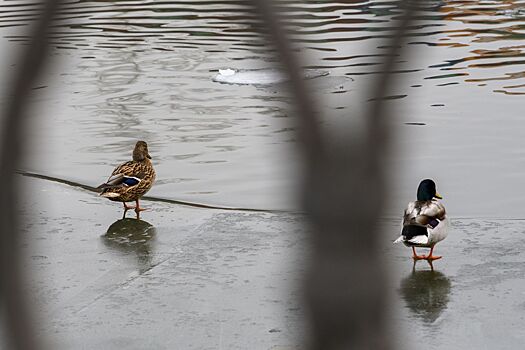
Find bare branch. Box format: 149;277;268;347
250;0;325;163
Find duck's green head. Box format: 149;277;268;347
133;140;151;161
417;179;442;201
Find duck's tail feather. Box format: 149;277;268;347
407;235;429;245
100;192;120;198
97;183;115;190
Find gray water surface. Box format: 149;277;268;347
2;0;525;216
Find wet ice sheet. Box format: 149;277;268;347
20;176;525;350
389;219;525;350
21;177;305;350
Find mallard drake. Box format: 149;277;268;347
97;141;156;218
394;179;449;261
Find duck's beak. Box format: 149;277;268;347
434;192;443;199
147;154;152;159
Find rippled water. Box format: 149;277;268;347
2;0;525;216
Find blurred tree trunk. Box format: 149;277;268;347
0;1;60;349
251;0;417;349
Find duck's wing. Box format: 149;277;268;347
403;200;446;227
97;161;143;190
402;201;421;226
97;175;141;190
420;200;446;220
113;160;154;179
395;203;424;243
395;201;447;245
395;201;431;244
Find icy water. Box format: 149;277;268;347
1;0;525;216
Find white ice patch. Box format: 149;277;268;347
218;68;236;76
213;68;329;86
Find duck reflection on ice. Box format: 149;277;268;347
102;218;156;273
399;265;451;324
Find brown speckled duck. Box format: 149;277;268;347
98;141;156;218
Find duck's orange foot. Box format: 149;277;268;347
426;255;442;261
132;199;149;219
411;247;428;260
412;254;428;260
123;203;135;211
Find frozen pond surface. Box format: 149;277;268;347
17;176;525;350
20;177;305;350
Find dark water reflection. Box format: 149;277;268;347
102;218;156;273
3;0;525;91
399;268;451;324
